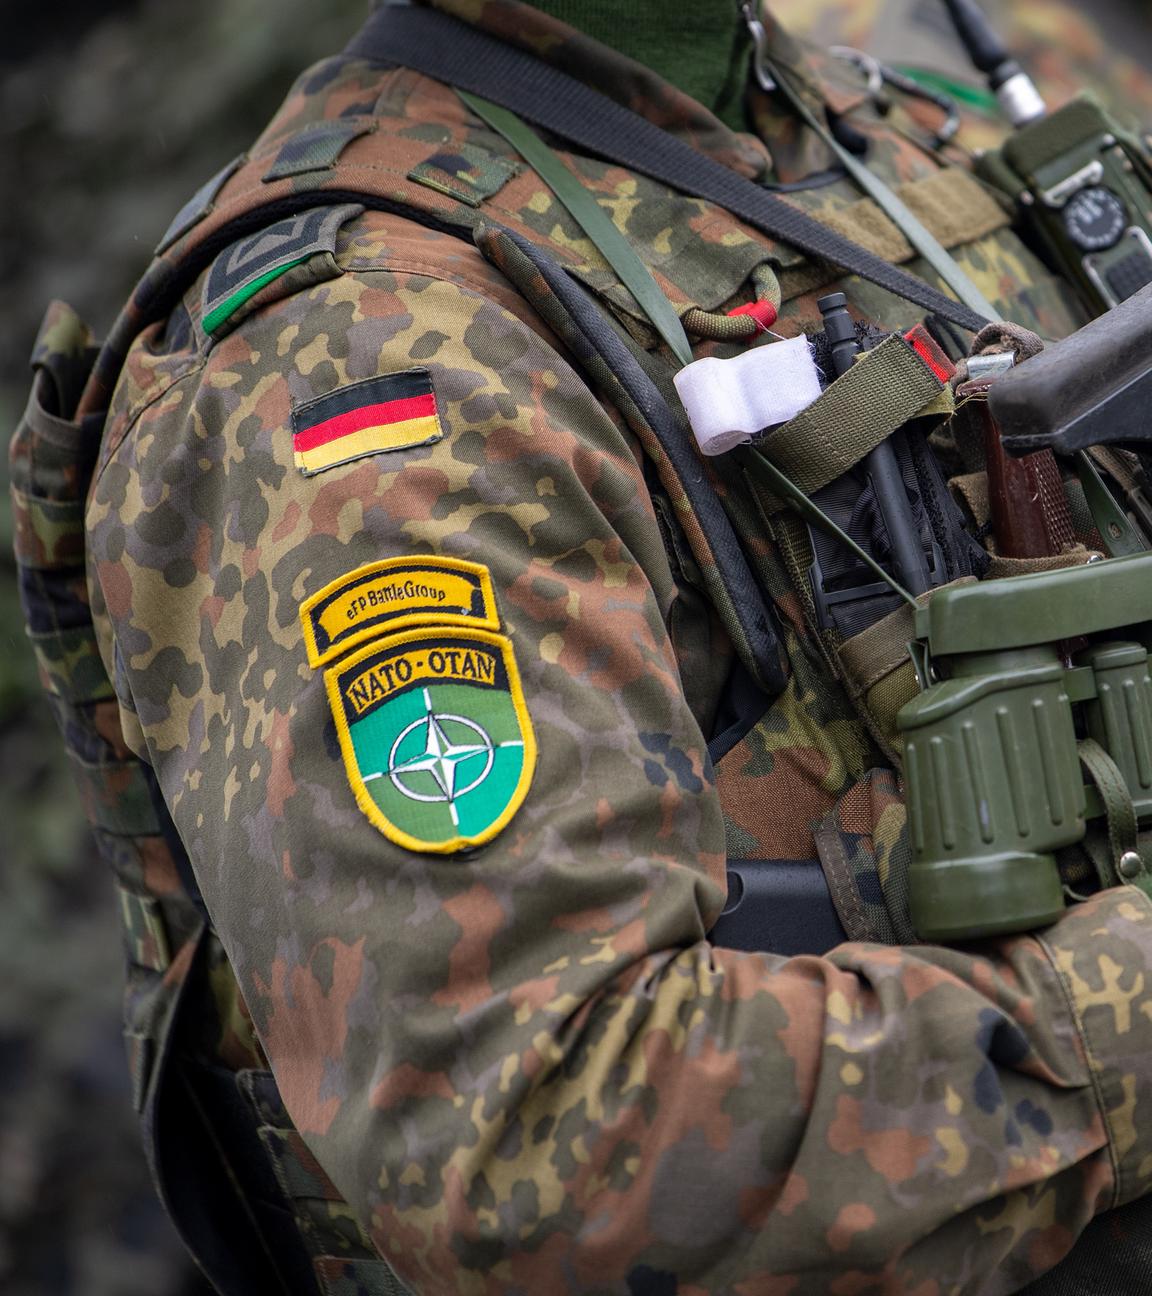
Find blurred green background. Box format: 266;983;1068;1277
0;3;364;1291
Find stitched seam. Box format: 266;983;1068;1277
95;362;206;487
340;257;520;305
1034;928;1122;1210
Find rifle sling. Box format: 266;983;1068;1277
345;7;990;335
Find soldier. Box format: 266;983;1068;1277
13;1;1152;1293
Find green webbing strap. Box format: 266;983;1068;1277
458;91;695;367
761;56;1002;324
1078;738;1137;890
755;333;948;505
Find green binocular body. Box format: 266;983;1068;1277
899;551;1152;941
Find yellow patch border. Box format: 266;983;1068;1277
324;625;537;854
300;556;499;668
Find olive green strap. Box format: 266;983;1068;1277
761;56;1002;323
458;91;695;367
1078;738;1136;890
1080;737;1152;902
1077;451;1148;556
754;333;950;505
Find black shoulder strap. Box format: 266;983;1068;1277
346;5;990;334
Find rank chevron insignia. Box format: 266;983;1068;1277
201;203;363;337
324;627;536;852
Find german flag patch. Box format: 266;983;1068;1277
292;369;443;475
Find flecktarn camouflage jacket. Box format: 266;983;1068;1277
14;1;1152;1293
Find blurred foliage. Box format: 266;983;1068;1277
0;0;369;883
0;1;363;1290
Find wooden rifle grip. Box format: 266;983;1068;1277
972;390;1076;559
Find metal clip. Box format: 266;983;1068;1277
1040;159;1104;208
741;2;777;93
829;46;961;149
829;46;884;100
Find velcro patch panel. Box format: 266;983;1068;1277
155;154;244;254
261;119;377;181
408;141;520;207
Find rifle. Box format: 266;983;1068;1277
957;352;1077;560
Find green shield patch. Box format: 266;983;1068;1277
324;627;536;852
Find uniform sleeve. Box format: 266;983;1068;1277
87;261;1152;1294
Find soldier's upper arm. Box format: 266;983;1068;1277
86;213;1152;1291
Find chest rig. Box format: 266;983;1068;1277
13;14;1144;1293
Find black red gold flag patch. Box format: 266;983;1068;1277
291;369;443;475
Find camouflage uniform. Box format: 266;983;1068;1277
17;1;1152;1292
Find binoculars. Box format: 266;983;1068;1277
900;551;1152;941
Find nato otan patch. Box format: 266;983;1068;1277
325;627;536;852
291;369;443;475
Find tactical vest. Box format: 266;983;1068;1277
11;55;1142;1296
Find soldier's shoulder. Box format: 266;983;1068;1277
200;206;533;347
105;205;542;438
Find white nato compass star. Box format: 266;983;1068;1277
386;692;495;805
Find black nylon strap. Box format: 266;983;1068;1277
346;6;990;334
487;225;788;696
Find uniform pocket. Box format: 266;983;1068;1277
117;883;174;1111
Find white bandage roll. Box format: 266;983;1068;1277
673;334;822;456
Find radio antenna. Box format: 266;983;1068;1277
940;0;1046;127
